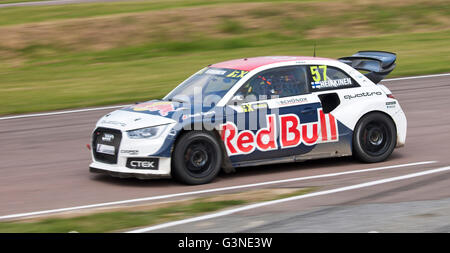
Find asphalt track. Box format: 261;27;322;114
0;75;449;232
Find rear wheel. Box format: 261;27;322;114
172;131;222;185
353;112;397;163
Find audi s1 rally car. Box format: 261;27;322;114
90;51;407;185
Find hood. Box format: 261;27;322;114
96;108;177;131
125;99;216;120
122;100;186;118
97;100;216;131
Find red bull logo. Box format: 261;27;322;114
133;101;175;116
220;109;338;156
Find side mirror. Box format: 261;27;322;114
229;95;245;105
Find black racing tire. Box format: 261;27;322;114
171;131;222;185
353;112;397;163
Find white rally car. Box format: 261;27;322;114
90;51;407;185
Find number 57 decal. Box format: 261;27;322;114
310;65;327;82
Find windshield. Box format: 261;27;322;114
164;68;248;106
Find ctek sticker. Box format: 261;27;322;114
220;109;338;156
126;158;159;170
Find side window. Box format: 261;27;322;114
308;65;359;92
234;66;309;103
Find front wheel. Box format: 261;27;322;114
353;112;397;163
172;131;222;185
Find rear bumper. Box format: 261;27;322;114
393;109;407;148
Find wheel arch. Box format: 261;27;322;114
355;110;397;130
171;124;234;174
352;110;397;144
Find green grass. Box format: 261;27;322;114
0;0;448;115
0;187;316;233
0;30;449;116
272;187;318;200
0;0;321;26
0;0;50;4
0;200;246;233
219;18;245;34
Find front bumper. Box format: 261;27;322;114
90;124;176;179
90;166;171;179
89;157;172;179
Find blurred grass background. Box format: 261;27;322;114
0;0;46;4
0;0;449;115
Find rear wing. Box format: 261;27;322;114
338;51;396;83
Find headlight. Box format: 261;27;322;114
127;125;169;139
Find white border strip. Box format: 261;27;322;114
0;161;436;221
127;165;450;233
382;73;450;82
0;73;448;121
0;104;130;121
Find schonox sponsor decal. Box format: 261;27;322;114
276;97;308;106
220;109;338;156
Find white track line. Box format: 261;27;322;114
0;161;436;221
382;73;450;82
0;104;130;121
127;165;450;233
0;73;448;121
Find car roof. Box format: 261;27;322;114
209;56;335;71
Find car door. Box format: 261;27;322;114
222;65;330;166
303;64;361;158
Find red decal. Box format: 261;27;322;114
220;109;339;156
319;109;328;141
221;123;238;154
329;113;338;140
280;115;301;148
237;131;255;153
256;115;277;151
302;123;319;145
133;101;175;116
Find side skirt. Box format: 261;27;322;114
232;152;352;168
